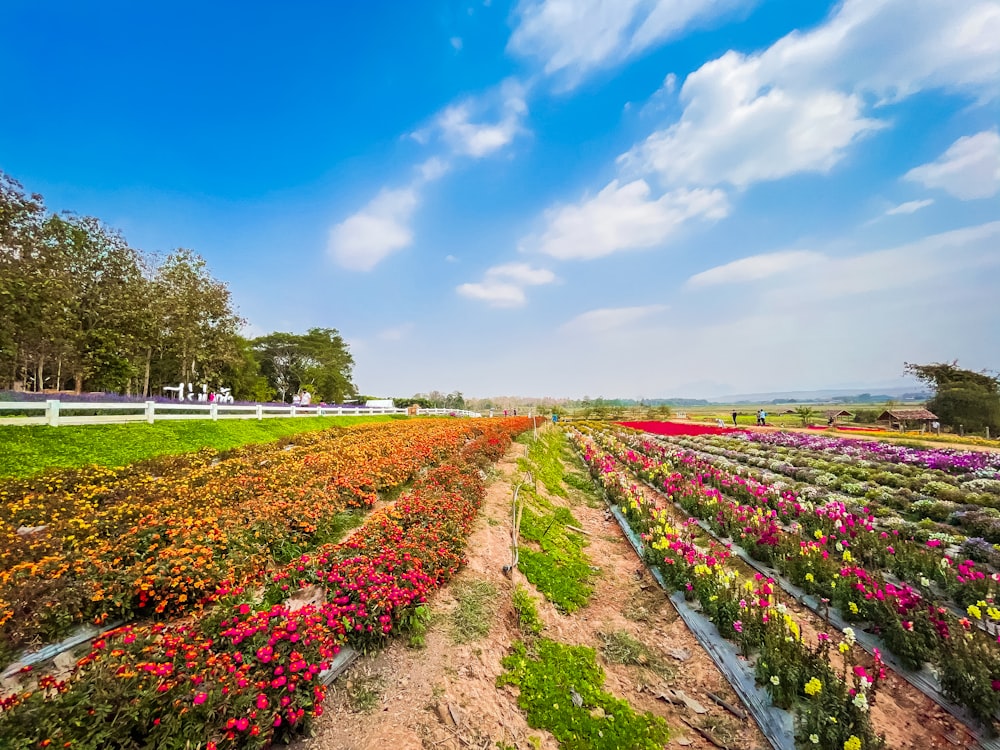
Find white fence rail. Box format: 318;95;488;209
0;400;481;427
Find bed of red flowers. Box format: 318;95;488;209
0;419;528;750
617;420;737;437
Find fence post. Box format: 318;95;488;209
45;399;60;427
256;404;263;421
145;400;155;424
290;405;296;418
317;407;324;417
210;402;219;421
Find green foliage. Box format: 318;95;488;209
906;360;1000;434
251;327;355;404
498;639;671;750
512;585;545;636
0;415;402;478
401;604;432;648
518;505;594;612
930;385;1000;434
515;429;596;612
794;406;817;426
0;170;358;401
450;579;499;643
520;429;569;497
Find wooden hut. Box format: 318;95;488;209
823;409;854;424
876;408;937;431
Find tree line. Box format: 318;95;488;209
0;171;355;403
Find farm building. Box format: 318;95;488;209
824;409;854;422
877;408;937;430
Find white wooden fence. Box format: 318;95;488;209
0;400;482;427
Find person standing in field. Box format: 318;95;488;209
761;409;767;426
732;410;738;427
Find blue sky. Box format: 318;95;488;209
2;0;999;399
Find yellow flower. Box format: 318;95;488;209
804;677;822;696
805;573;815;583
968;605;983;620
838;642;850;654
848;602;859;615
844;735;862;750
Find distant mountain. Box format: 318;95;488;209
706;386;931;404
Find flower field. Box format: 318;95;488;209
573;421;1000;748
0;418;531;749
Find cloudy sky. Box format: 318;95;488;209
2;1;999;399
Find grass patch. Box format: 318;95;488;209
0;415;405;479
597;630;674;681
512;585;545;636
621;591;663;624
341;668;385;713
564;471;604;508
498;639;671;749
450;579;499;643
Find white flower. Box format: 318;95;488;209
920;576;931;587
770;675;780;686
842;627;856;646
853;692;869;712
810;735;820;744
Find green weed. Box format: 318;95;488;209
498;639;671;749
512;585;545;636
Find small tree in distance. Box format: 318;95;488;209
794;406;817;426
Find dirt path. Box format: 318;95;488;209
301;437;770;750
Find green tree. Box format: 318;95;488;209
251;329;355;403
794;406;817;426
154;249;243;389
905;361;1000;434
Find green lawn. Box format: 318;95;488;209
0;415;406;479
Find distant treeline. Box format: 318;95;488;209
0;171;355;403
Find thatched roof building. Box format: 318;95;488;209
877;408;937;425
824;409;854;420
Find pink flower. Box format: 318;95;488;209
733;620;743;633
193;692;207;705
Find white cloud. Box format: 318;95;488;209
527;179;728;260
621;56;884;187
562;304;667;333
445;254;459;263
507;0;752;87
327;188;418;271
456;262;557;307
691;221;1000;300
686;250;825;287
378;323;414;341
884;199;934;216
622;0;1000;189
904;130;1000;200
415;79;529;159
417;157;451;182
450;36;463;51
